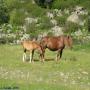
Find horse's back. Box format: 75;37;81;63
41;36;65;51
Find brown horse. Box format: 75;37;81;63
40;35;72;61
22;40;43;63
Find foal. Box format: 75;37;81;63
22;40;43;63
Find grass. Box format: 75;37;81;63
0;44;90;90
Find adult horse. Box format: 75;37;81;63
22;40;43;63
40;35;73;61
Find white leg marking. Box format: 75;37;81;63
23;53;26;62
23;53;25;62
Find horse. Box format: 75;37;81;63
22;40;43;63
40;35;73;61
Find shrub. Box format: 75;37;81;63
25;2;46;17
0;37;7;44
65;22;81;33
38;16;53;30
55;15;68;26
34;0;53;8
52;0;78;10
0;0;9;25
87;12;90;32
9;9;25;25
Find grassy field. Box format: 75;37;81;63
0;44;90;90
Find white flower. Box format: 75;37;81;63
82;71;88;75
74;29;83;36
47;12;54;19
60;72;64;76
50;19;57;25
51;26;63;36
25;17;38;24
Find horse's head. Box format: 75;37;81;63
37;45;43;54
36;44;45;61
64;35;73;49
40;36;49;49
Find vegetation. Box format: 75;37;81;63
34;0;53;8
0;0;9;25
0;0;90;39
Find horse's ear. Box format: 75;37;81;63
68;36;73;49
67;35;70;39
20;40;23;45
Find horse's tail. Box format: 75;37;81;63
64;35;73;49
67;35;73;49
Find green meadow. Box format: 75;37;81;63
0;44;90;90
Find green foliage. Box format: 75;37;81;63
26;23;37;37
55;15;68;26
0;0;90;37
5;0;24;10
25;16;53;37
34;0;45;7
38;16;53;30
65;22;81;33
52;0;90;10
52;0;78;10
34;0;53;8
0;37;7;44
79;0;90;10
9;9;25;25
87;13;90;32
25;3;46;17
0;0;9;25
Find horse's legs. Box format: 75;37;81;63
59;49;63;59
32;50;34;63
56;49;63;61
42;49;45;62
40;53;45;62
39;48;45;62
23;49;26;62
56;51;60;61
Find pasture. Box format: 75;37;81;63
0;44;90;90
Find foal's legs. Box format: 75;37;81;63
23;53;26;62
23;49;26;62
29;50;34;63
29;50;32;63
